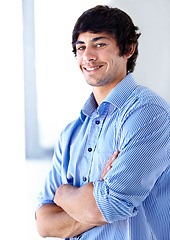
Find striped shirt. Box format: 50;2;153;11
37;73;170;240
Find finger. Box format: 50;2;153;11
106;150;119;165
100;164;113;181
109;149;119;163
100;168;111;181
101;163;111;179
100;150;119;181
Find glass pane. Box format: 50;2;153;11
34;0;110;148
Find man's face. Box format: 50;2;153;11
76;32;128;88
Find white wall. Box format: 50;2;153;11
35;0;170;150
34;0;110;148
109;0;170;103
0;0;26;239
1;1;168;239
25;1;170;239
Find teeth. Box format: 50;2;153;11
86;66;100;71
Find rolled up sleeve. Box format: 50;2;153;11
93;104;169;223
93;180;138;223
36;136;63;210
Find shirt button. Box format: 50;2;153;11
95;120;100;124
83;177;87;182
88;147;92;152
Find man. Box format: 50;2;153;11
36;5;169;240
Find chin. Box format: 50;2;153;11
86;76;112;87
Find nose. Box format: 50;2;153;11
83;47;97;62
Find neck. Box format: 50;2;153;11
92;77;125;105
92;86;111;106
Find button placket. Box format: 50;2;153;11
85;118;102;180
85;106;109;182
82;176;87;182
88;147;92;152
95;120;100;125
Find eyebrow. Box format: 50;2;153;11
76;36;108;45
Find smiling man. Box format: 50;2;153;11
36;6;170;240
75;31;135;105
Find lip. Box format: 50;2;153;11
83;64;104;73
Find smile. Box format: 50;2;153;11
83;65;103;72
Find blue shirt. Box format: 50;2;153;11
37;73;170;240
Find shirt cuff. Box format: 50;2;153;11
93;180;138;223
36;199;55;212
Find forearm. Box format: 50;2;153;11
53;151;118;225
54;182;107;225
36;203;95;238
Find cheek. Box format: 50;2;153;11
107;58;116;70
77;57;83;69
104;52;116;65
109;55;123;68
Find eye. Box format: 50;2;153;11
96;43;106;48
76;46;86;52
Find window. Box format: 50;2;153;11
23;0;109;159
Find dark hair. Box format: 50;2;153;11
72;5;141;73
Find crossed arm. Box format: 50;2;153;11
36;150;119;238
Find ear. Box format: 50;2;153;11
126;43;136;59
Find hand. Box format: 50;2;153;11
100;149;119;181
53;183;107;225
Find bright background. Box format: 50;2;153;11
35;0;170;150
0;0;169;239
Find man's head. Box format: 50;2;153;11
72;5;141;73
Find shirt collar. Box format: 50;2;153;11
80;73;138;121
80;93;98;121
104;73;138;108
